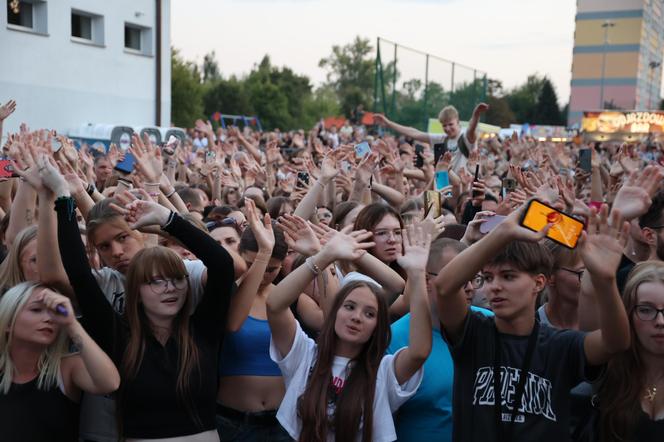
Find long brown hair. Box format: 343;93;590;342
298;281;391;442
599;261;664;441
122;246;201;425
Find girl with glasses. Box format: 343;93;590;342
594;261;664;441
40;152;237;441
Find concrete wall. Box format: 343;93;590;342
0;0;171;138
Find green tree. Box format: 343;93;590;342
302;85;341;128
319;36;375;117
506;74;546;124
202;76;253;118
533;78;563;125
202;51;221;83
171;48;204;127
486;95;516;127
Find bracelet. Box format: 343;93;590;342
161;211;176;230
165;189;176;198
148;192;160;198
86;183;96;196
305;256;321;276
144;182;160;186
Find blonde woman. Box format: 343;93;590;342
0;225;38;292
0;282;120;440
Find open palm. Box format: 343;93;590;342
579;206;628;279
396;225;431;272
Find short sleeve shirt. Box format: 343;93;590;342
270;322;423;442
444;311;591;442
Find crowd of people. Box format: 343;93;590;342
0;96;662;442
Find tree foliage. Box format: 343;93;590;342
171;48;204;128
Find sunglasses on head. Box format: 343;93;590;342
206;217;238;232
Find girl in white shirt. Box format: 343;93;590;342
266;225;432;442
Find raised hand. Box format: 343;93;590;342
396;224;431;272
113;194;171;229
277;214;321;256
36;154;69;197
472;102;489;117
373;113;389;127
611;166;663;221
320;153;339;184
460;210;495;245
130;134;162;183
245;198;275;254
319;225;375;262
579;205;629;280
0;100;16;121
494;201;551;243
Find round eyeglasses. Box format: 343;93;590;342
146;277;188;294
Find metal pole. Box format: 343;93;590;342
599;21;615;109
391;44;397;118
451;62;455;93
374;37;380;112
423;54;429;130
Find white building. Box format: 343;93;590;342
0;0;171;137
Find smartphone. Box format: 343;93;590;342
341;160;352;173
0;159;18;178
433;142;446;165
415;144;425;168
434;170;449;191
579;149;592;173
297;171;310;186
502;178;517;192
51;138;62;153
114;153;136;174
520;199;584;249
206;151;216;164
479;215;506;234
472;164;481;198
354;141;371;159
163;135;179;156
423;191;441;218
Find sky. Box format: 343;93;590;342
171;0;577;104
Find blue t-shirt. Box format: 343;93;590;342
387;307;493;442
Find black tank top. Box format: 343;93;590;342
0;375;79;441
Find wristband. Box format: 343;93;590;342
165;189;176;198
305;256;321;275
86;183;96;196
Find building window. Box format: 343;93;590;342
124;22;152;55
7;0;32;27
71;12;91;39
124;25;141;50
6;0;47;34
71;9;104;45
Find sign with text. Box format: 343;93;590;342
582;111;664;134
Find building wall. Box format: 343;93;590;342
0;0;171;138
568;0;664;126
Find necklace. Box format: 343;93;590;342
645;386;657;403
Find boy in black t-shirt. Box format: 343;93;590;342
434;204;631;442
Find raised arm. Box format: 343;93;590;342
294;153;338;220
39;155;122;358
581;206;631;365
393;226;432;384
465;103;489;145
0;100;16;149
266;227;374;357
227;198;274;332
373;113;430;143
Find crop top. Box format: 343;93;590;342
218;316;282;377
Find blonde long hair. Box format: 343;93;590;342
0;226;38;292
0;282;70;393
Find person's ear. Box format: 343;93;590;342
533;274;548;294
642;227;657;247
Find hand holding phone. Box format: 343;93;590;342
520;199;584;249
434;170;450;191
354;141;371;159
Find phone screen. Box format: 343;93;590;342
114;153;136;174
297;171;310;186
520;199;584;249
479;215;506;234
415;144;425;168
435;170;449;191
579;149;592;173
433;143;446;165
354;141;371;158
0;160;18;178
423;191;441;218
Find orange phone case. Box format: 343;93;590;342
520;200;584;249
